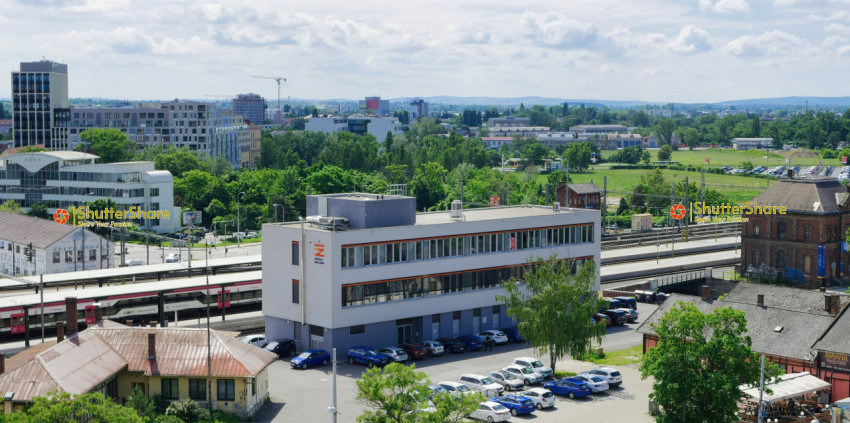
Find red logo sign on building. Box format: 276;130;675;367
54;208;70;224
314;244;325;264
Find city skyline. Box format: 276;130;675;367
1;0;850;103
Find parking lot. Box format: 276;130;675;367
255;302;657;423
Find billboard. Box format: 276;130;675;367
183;211;202;226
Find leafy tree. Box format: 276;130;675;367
614;145;646;165
5;391;145;423
632;110;650;127
563;142;593;171
657;144;673;162
306;165;354;194
291;117;307;130
165;398;211;422
124;386;156;421
0;199;22;214
153;149;209;178
393;110;410;125
641;302;782;423
410;162;447;211
642;149;651;164
355;362;484;423
25;203;50;219
520;141;549;167
498;256;606;373
653;119;677;146
752;116;761;137
741;160;754;171
79;128;137;163
678;127;700;150
205;154;234;177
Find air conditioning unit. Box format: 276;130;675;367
450;200;463;220
553;203;561;212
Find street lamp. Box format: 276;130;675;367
237;191;245;234
272;204;283;223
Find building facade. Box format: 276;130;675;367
247;123;261;169
262;193;601;353
0;151;180;233
487;117;530;127
732;138;774;150
11;60;70;150
359;96;390;115
305;116;403;142
409;99;429;121
211;113;249;169
68;106;170;149
741;177;850;282
232;93;266;125
568;124;628;134
556;183;603;210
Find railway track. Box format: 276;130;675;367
602;222;741;250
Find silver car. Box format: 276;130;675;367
489;370;524;391
502;364;543;385
378;346;409;362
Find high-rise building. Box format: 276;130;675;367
358;96;390;115
233;93;266;125
409;98;429;121
11;60;70;150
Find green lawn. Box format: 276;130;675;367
552;370;577;379
651;148;837;168
584;345;644;366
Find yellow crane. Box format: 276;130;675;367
250;75;286;125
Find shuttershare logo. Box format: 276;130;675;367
53;208;70;224
670;204;686;220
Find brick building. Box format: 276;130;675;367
556;182;602;210
741;177;850;282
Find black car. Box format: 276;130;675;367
264;339;297;358
601;310;627;326
436;337;465;353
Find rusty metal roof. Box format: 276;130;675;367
5;341;57;373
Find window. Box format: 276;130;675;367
350;325;365;335
803;255;811;275
777;222;787;239
776;250;787;269
89;249;96;261
751;249;760;267
53;251;60;263
65;251;72;262
804;225;812;241
77;250;83;262
217;379;235;401
292;280;300;304
753;221;760;237
189;379;206;400
161;378;179;400
291;242;299;265
150;188;160;197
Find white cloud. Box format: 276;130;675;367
699;0;750;13
723;30;805;57
665;25;712;54
806;11;850;21
521;12;598;50
838;45;850;55
823;35;848;46
824;23;850;35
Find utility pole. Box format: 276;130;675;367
205;240;212;411
757;354;765;423
684;176;689;239
700;169;705;221
330;348;338;423
603;176;608;229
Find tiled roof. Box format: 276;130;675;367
722;283;850;317
0;212;77;249
637;293;833;361
749;178;849;214
813;301;850;354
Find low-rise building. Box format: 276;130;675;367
0;211;114;276
481;136;513;150
556;183;603;210
489;126;549;137
305;116;403;142
732;138;774;150
568;124;628;134
487;117;530;127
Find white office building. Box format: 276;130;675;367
0;151;180;233
732;138;774;150
262;193;600;352
305;116;403;142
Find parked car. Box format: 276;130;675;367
237;334;267;348
502;364;543;385
164;253;180;263
581;367;623;387
436;337;465;353
614;296;637;310
468;401;511;422
512;357;553;378
427;384;450;398
500;328;524;343
570;374;609;393
290;349;330;369
377;346;409;362
399;343;428;360
544;378;592;399
491;395;535;416
459;374;504;397
490;371;524;391
593;313;612;326
263;339;296;358
616;308;639;322
421;340;445;356
602;298;624;310
233;232;247;240
437;381;475;399
478;330;509;345
601;309;628;326
126;259;144;266
456;334;483;351
245;231;259;239
520;388;555;410
347;346;389;368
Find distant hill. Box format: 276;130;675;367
713;96;850;107
387;96;654;108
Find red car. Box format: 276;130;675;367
593;313;612;326
399;343;428;359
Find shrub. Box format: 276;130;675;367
165;398;211;422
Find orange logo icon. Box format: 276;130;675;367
54;208;70;224
670;204;686;220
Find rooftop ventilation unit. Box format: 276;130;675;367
553;203;561;213
317;216;349;231
450;200;464;221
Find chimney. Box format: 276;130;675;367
826;295;833;313
700;285;710;300
126;319;133;327
831;295;841;316
94;306;102;323
787;169;793;178
56;322;64;342
149;321;156;328
65;297;78;336
757;294;764;306
0;353;5;375
148;333;156;360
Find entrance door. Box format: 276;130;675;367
492;313;500;330
452;319;460;337
397;325;412;344
472;316;480;335
431;322;439;340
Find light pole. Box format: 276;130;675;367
237;192;245;234
272;204;283;223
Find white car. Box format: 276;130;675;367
421;340;445;356
437;381;475;399
469;401;511;422
126;259;144;266
581;367;623;387
237;334;267;348
520;388;556;410
513;357;553;378
459;374;504;397
489;371;524;391
478;330;509;345
165;253;180;263
502;364;543;385
377;346;408;362
571;374;610;393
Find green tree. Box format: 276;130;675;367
498;256;606;373
678;127;700;150
164;398;211;422
520;141;549;167
752;116;761;137
0;199;22;214
632;110;650;127
79;128;137;163
657;144;673;162
306;165;354;194
5;391;145;423
154;149;209;178
615;145;646;164
124;386;156;421
563;142;593;171
25;203;50;219
654;119;677;146
741;160;754;171
641;302;781;423
410;162;447;211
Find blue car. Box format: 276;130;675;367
290;349;330;369
544;378;592;399
455;334;483;351
491;395;536;416
347;346;390;368
500;328;524;343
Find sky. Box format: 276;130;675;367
1;0;850;103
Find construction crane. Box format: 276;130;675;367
250;75;286;125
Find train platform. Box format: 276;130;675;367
601;250;741;282
601;236;739;264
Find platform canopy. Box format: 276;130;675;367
741;372;831;403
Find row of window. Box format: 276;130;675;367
340;259;590;307
161;378;235;401
51;249;100;263
753;221;844;242
340;225;594;268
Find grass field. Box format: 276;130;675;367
649;148;839;169
585;345;644;366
